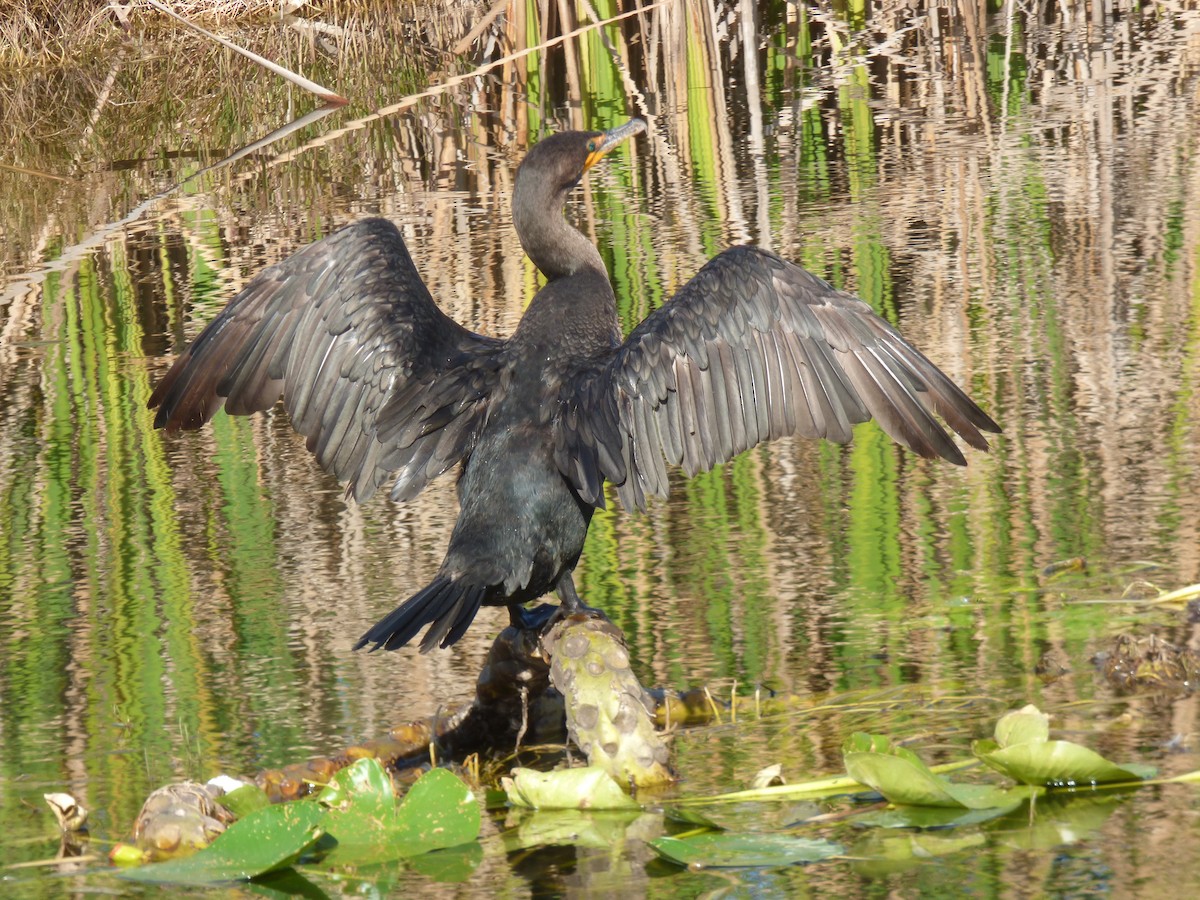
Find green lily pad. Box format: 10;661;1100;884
503;766;639;810
974;704;1155;786
312;760;481;869
316;755;393;818
120;800;324;885
994;705;1050;747
649;832;843;868
973;738;1156;786
220;784;273;818
843;733;1030;809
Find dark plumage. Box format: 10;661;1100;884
149;118;1000;653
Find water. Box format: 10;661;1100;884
2;3;1200;896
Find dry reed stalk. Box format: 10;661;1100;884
145;0;348;103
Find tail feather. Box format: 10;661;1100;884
353;576;486;653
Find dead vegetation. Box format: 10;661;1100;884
0;0;475;65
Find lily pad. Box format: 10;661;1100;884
973;738;1156;786
312;759;481;869
503;766;639;810
843;733;1031;809
649;832;843;868
120;800;324;885
974;704;1156;785
220;784;273;818
994;705;1050;747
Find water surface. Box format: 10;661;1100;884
2;3;1199;896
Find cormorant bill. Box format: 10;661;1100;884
149;118;1000;653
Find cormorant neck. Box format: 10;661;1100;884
513;177;605;281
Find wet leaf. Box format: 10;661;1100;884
973;739;1156;786
503;766;639;810
649;832;843;868
220;784;273;818
312;761;480;869
975;704;1155;786
843;733;1029;809
315;756;393;817
994;705;1050;747
120;800;323;885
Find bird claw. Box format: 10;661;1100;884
508;602;560;632
508;599;610;636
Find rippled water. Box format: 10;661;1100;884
2;3;1200;896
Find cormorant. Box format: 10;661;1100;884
149;118;1000;653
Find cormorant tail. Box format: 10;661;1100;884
353;576;486;653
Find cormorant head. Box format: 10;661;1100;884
517;118;647;199
513;118;646;279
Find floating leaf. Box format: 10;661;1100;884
843;733;1030;809
220;784;272;818
973;739;1156;786
974;705;1155;786
503;766;639;810
120;800;323;885
316;755;393;818
312;760;481;869
649;832;843;868
994;705;1050;748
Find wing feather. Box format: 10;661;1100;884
555;245;1000;512
149;218;504;503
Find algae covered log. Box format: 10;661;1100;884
542;614;673;788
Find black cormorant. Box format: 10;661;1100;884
149;118;1000;653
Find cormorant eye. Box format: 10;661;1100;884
586;140;597;153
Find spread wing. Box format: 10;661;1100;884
559;246;1000;511
149;217;505;503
